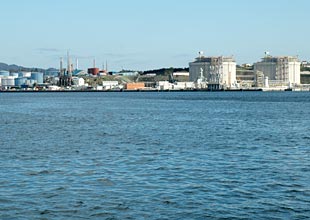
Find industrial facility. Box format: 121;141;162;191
189;52;236;90
0;70;44;90
253;53;301;87
1;50;309;92
58;52;73;87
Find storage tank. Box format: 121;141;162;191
15;77;27;86
31;72;44;84
1;76;15;87
10;73;19;78
18;72;31;78
25;79;37;87
87;68;100;75
25;79;36;86
0;70;10;77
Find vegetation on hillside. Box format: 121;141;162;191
142;67;189;75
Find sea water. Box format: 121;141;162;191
0;92;309;219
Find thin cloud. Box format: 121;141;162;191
36;48;62;53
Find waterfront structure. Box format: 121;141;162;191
189;52;236;89
254;71;265;87
253;54;300;85
236;69;255;86
102;81;119;90
0;70;44;89
125;82;145;90
88;68;100;75
157;81;172;90
15;77;27;86
0;76;15;88
18;72;31;78
72;77;85;86
58;53;73;87
31;72;44;84
88;59;100;75
0;70;10;77
10;73;19;78
156;81;194;90
300;71;310;84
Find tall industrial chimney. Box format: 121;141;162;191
60;57;63;76
67;50;71;74
76;58;79;70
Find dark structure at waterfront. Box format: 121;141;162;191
58;53;73;87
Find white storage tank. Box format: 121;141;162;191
1;76;15;87
18;72;31;78
10;73;19;78
0;70;10;77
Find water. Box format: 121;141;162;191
0;92;309;219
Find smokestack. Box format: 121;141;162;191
106;60;108;72
76;58;79;70
93;58;96;68
60;57;63;76
67;50;71;74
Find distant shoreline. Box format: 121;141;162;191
0;89;282;93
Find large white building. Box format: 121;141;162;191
254;55;300;85
189;53;236;89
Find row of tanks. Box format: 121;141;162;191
0;71;43;88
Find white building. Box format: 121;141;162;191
102;81;119;90
156;81;195;90
72;77;85;86
157;81;172;90
173;82;194;90
189;52;236;89
47;85;61;91
173;72;189;77
254;55;300;85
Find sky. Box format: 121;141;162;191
0;0;309;71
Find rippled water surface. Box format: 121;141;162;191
0;92;309;219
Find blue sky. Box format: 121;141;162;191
0;0;309;70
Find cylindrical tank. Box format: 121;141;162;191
1;76;15;86
31;72;44;84
87;68;100;75
25;79;37;86
0;70;10;77
10;73;19;78
18;72;31;78
15;77;27;86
